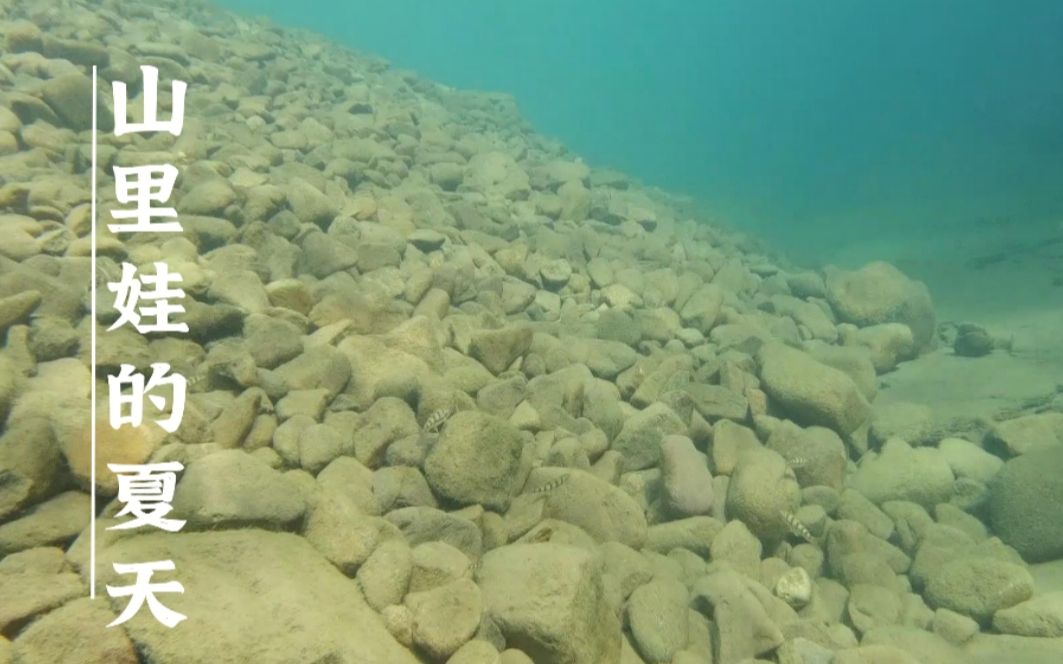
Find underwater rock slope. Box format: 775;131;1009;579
0;0;1061;663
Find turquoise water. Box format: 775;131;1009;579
3;0;1063;661
220;0;1063;261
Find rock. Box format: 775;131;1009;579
408;229;446;252
276;388;330;421
710;420;762;476
679;284;724;334
424;411;526;511
539;470;648;548
274;345;351;398
825;520;911;587
374;466;438;511
40;73;96;131
611;402;687;471
837;490;894;541
953;323;994;357
242;315;303;369
181;180;237;216
849;439;955;508
807;342;879;402
0;491;89;555
450;640;502;664
540;259;573;291
691;569;784;664
478;544;620;664
317;456;379;515
847;583;902;634
858;627;964;664
774;566;813;609
43;36;110;68
987;412;1063;457
358;539;412;611
659;435;715;517
0;355;18;423
824;262;936;351
11;597;137;664
304;492;400;575
988;444;1063;562
766;422;847;490
171;450;307;530
850;323;916;372
429;162;465;190
757;343;870;436
463;152;530;201
562;338;638;380
709;520;763;579
685;384;749;422
1;403;65;514
0;290;42;334
286;178;338;227
385;507;483;560
725;448;801;542
6;20;42;53
409;541;471;593
992;591;1063;637
468;327;533;375
93;530;420;663
932;607;980;645
299;230;359;277
0;549;83;636
925;557;1033;622
627;578;689;663
207;269;271;313
407;578;482;659
869;401;937;447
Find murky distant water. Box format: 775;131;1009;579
219;0;1063;265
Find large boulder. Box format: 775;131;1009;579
478;543;620;664
989;444;1063;562
91;531;421;664
691;569;784;663
611;403;686;471
824;262;936;351
171;450;307;530
925;557;1033;622
539;470;648;548
725;448;801;543
423;411;527;511
849;439;955;508
757;343;870;436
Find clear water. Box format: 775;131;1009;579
2;0;1063;662
220;0;1063;263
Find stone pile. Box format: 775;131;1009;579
0;0;1061;663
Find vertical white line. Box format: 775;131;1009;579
90;65;98;600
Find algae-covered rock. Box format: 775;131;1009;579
478;543;620;664
757;342;870;436
849;439;955;508
93;531;421;663
824;261;936;351
988;444;1063;562
423;410;526;511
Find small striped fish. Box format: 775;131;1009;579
780;510;815;544
423;406;454;433
527;474;569;495
523;525;556;543
185;370;209;391
786;456;809;468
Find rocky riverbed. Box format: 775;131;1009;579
0;0;1062;663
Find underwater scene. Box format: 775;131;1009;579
1;0;1063;662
